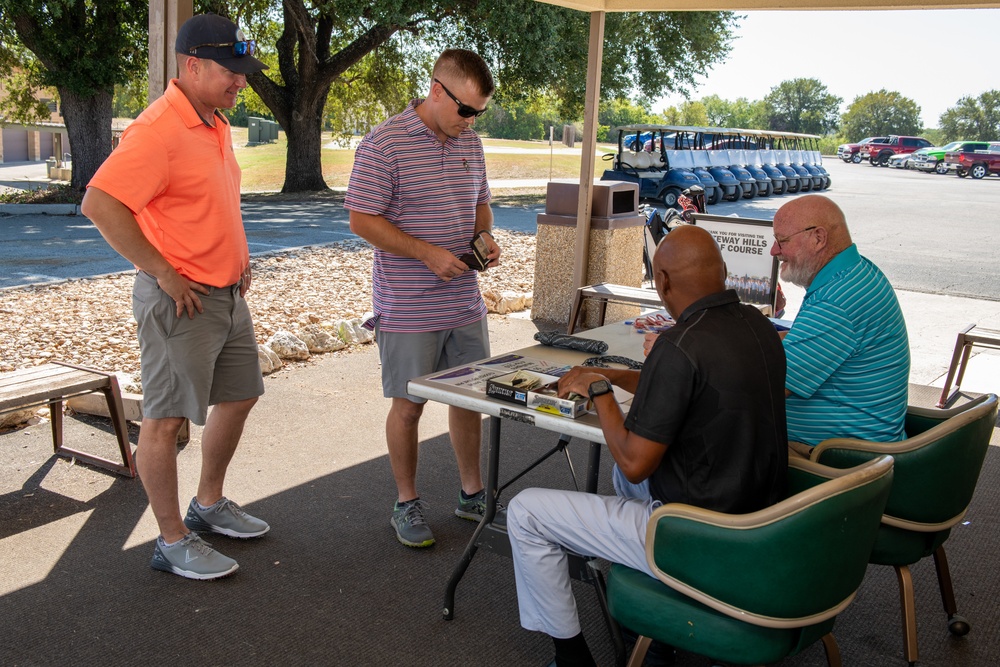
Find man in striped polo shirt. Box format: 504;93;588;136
346;50;502;548
771;195;910;454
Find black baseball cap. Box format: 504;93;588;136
175;14;268;74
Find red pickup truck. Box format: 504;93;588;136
860;135;933;167
943;143;1000;179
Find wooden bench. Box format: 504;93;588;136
938;324;1000;408
567;283;662;334
568;282;772;334
0;362;135;477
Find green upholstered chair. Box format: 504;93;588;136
810;393;998;666
606;456;894;667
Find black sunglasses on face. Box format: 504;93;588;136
434;78;488;118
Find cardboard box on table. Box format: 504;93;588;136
485;371;588;419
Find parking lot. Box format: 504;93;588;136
706;158;1000;301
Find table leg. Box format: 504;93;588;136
586;440;602;493
443;415;502;620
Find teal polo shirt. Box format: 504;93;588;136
784;244;910;446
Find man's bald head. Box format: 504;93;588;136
771;195;852;287
653;225;726;318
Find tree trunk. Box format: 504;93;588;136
280;89;332;193
58;87;113;193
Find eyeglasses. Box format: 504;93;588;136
774;226;817;250
434;78;488;118
189;39;257;57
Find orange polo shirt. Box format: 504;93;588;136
88;80;248;287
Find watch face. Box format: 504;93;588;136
589;379;612;398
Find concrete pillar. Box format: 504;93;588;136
27;130;39;161
531;181;644;328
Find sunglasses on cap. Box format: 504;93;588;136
189;27;257;57
434;78;488;119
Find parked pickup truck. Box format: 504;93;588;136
860;135;933;166
836;137;886;163
943;143;1000;179
910;141;992;174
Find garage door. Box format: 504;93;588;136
2;127;29;162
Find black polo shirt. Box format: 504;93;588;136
624;290;787;513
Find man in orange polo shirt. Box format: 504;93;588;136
82;14;269;580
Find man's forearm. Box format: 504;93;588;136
474;202;494;236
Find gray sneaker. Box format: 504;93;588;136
455;489;507;529
150;533;239;580
183;497;270;538
391;499;435;548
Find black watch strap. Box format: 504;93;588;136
588;379;613;400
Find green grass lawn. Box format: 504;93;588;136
232;127;615;192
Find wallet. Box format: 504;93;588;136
460;231;491;271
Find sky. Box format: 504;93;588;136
656;9;1000;129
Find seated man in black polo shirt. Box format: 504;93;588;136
506;225;788;667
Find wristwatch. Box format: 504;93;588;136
588;379;613;400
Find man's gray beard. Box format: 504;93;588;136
780;257;821;288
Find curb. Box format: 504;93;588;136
0;203;80;215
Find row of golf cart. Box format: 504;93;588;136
604;125;831;208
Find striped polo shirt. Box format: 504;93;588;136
784;244;910;446
345;101;490;332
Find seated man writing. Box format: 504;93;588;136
506;225;788;667
770;195;910;452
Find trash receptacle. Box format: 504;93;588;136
46;158;57;179
531;180;645;328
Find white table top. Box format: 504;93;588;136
407;319;650;444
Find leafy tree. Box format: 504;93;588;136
0;41;54;124
939;90;1000;142
661;100;708;127
764;78;841;135
206;1;739;192
701;94;768;129
0;1;147;190
599;97;654;131
840;89;922;139
476;93;563;141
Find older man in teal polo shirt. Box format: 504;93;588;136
771;194;910;453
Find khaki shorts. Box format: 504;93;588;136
133;271;265;425
375;318;490;402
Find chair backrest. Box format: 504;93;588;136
644;456;894;628
813;393;997;531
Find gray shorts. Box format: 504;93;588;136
133;271;265;425
376;318;490;402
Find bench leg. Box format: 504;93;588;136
101;378;136;476
50;385;136;478
937;336;973;408
50;399;64;452
567;290;586;335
